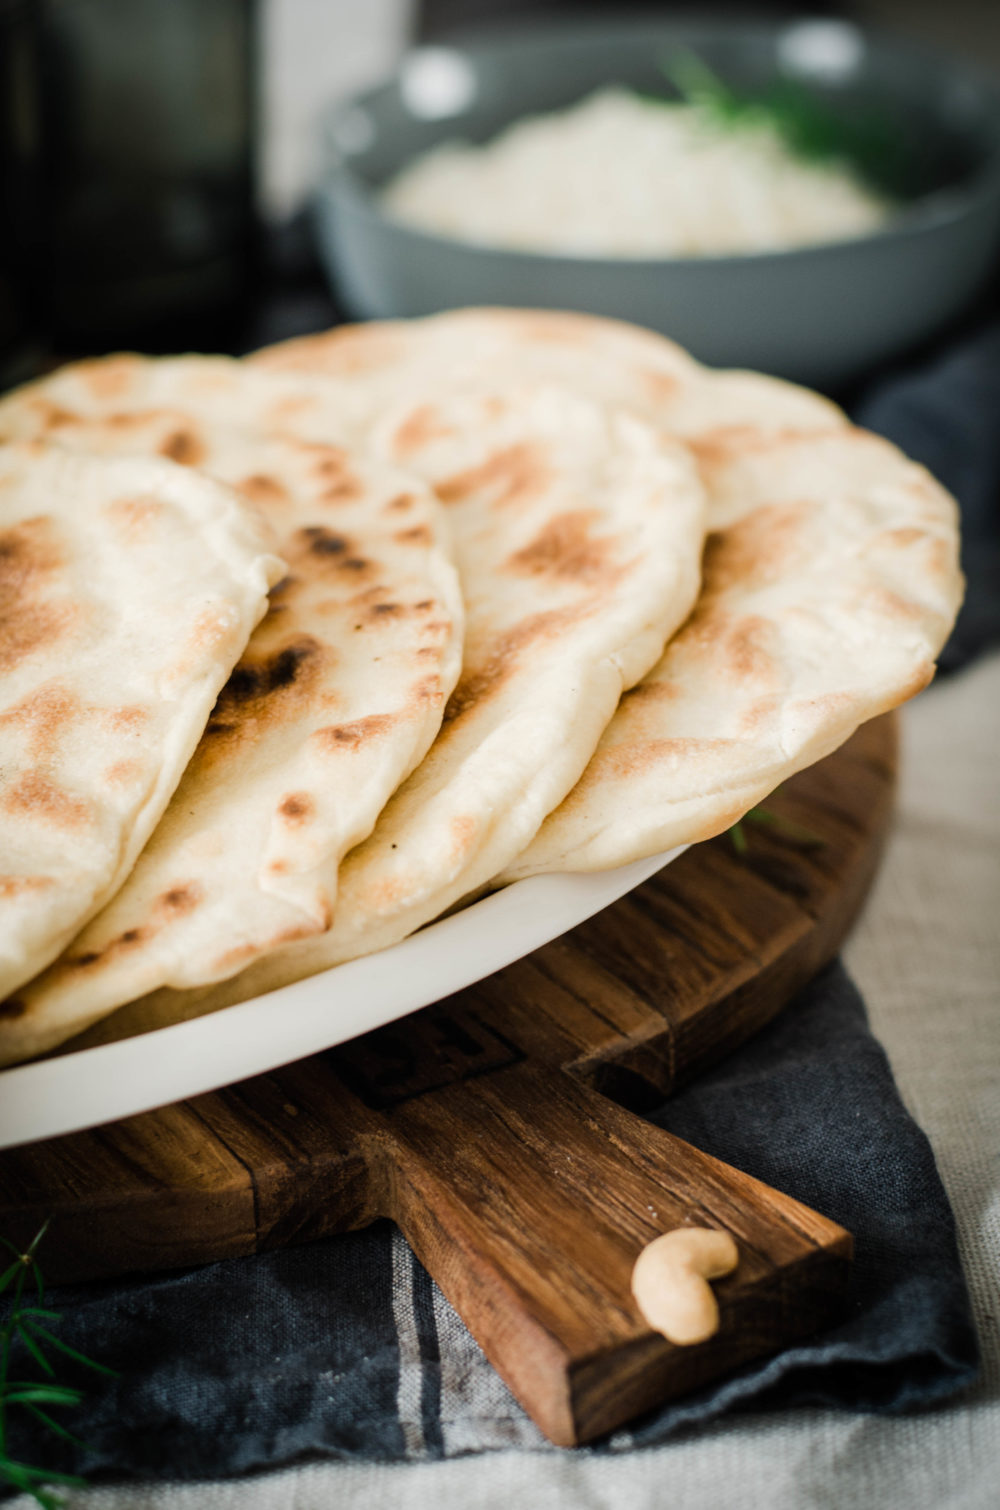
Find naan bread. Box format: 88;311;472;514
250;306;844;442
4;310;961;1057
0;351;373;454
0;442;281;1033
105;381;705;1023
0;366;463;1064
105;310;919;1025
254;310;959;878
503;428;963;876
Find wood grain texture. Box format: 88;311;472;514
0;714;897;1445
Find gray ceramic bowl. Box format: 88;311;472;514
313;18;1000;388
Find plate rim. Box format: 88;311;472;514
0;845;685;1151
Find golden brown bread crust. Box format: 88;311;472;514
0;515;76;673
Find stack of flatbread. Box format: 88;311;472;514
0;310;962;1067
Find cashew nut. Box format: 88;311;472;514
631;1227;739;1345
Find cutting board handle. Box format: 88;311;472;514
375;1059;852;1446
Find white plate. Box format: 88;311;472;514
0;845;684;1151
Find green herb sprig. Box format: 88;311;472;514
1;1223;117;1510
653;51;906;190
729;800;825;856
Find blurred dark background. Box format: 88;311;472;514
1;0;998;389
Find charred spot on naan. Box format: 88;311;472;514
225;636;323;703
505;510;619;586
584;735;742;787
158;883;203;916
311;713;398;752
739;694;782;735
417;618;455;645
668;603;778;685
393;405;456;455
881;526;927;550
685;425;765;469
297;525;350;557
205;635;326;748
78;355;142;401
285;525;373;577
0;874;55;897
701;504;810;596
686;425;835;471
436;443;552;509
444;607;587;726
57;883;205;979
319;476;364;504
270;441;362;501
68;928;146;970
237;473;290;507
0;684;81;759
278;792;314;824
725;616;780;681
24;398;79;432
394;524;433;547
69;886;200;972
642;369;682;404
866;586;942;625
310;446;351;478
104;492;170;538
103;704;149;734
449;814;478;863
158;428;206;468
103;757;146;787
0;771;91;829
0;518;75;672
105;408;172;431
303;445;365;500
338;584;446;630
874;525;958;594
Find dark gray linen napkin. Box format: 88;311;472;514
0;963;980;1484
2;326;994;1488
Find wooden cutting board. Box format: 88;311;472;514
0;714;897;1447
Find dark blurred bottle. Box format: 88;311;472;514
4;0;257;372
1;0;42;386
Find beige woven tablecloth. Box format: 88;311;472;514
21;652;1000;1510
